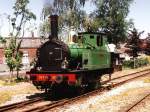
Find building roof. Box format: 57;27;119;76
0;37;49;48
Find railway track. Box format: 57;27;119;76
27;69;150;112
0;69;150;112
111;69;150;86
125;93;150;112
0;97;44;112
102;68;150;84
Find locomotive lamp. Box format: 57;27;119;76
61;57;69;69
36;67;42;71
55;75;63;83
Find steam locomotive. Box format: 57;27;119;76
27;15;118;94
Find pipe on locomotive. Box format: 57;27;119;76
49;15;58;39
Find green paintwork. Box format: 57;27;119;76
68;32;111;70
68;43;83;59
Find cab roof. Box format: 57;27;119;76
78;32;106;35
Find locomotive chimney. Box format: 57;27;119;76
49;15;58;39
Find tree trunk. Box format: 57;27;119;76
9;69;12;81
133;57;135;68
16;70;19;79
9;69;13;82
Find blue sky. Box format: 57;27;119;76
0;0;150;38
0;0;43;37
128;0;150;38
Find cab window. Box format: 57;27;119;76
90;35;94;39
97;35;103;46
72;35;78;43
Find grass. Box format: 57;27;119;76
0;82;38;105
0;76;38;105
0;92;12;104
0;80;5;86
0;79;17;86
0;77;28;86
144;78;150;83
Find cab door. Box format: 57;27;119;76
90;35;110;69
96;35;111;68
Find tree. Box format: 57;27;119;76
127;28;144;55
93;0;134;44
39;18;50;38
40;0;88;37
82;15;101;32
0;0;36;80
127;28;144;68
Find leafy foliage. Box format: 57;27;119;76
41;0;134;43
3;37;23;78
123;58;149;69
0;36;6;43
11;0;36;37
93;0;134;44
39;18;50;37
127;28;144;48
127;28;144;57
82;16;101;32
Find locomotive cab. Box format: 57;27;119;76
68;32;111;71
81;32;111;70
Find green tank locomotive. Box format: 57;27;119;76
27;15;115;94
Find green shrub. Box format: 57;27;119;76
123;58;149;69
14;77;28;83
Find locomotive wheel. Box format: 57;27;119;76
75;75;86;95
87;74;101;91
88;81;100;90
51;89;64;99
95;81;101;89
44;88;48;93
76;86;85;95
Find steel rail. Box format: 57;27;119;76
102;68;150;84
0;97;43;112
125;93;150;112
111;70;150;87
24;99;68;112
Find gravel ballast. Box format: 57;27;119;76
55;75;150;112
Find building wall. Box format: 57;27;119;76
0;49;4;64
0;38;48;71
0;48;37;63
20;48;37;62
0;47;38;71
